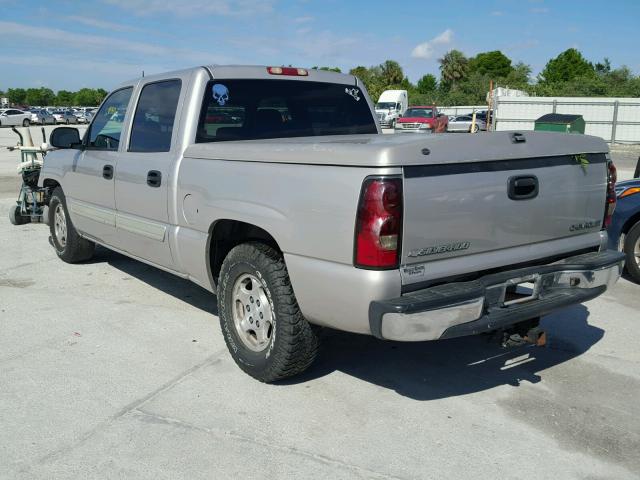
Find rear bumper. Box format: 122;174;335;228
369;250;625;341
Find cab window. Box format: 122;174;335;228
86;87;133;150
129;79;182;152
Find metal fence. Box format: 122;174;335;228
493;96;640;144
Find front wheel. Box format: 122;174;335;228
22;119;30;127
624;222;640;283
48;187;95;263
470;123;479;133
217;242;319;382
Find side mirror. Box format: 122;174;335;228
50;127;81;149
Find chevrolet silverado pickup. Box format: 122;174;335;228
37;65;624;382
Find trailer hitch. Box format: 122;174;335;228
487;318;547;348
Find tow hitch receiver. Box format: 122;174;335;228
495;318;547;348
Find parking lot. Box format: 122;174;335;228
1;126;640;479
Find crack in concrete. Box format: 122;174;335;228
17;349;227;474
130;409;410;480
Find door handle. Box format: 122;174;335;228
147;170;162;188
508;175;539;200
103;164;114;180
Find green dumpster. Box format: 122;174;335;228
534;113;585;134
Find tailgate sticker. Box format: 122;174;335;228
403;265;425;278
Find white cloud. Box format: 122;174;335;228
490;10;504;16
529;7;549;13
411;29;453;59
64;15;137;32
103;0;274;16
293;16;314;23
0;21;232;65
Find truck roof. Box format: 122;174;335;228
118;65;358;89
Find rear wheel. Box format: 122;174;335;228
217;242;319;382
624;222;640;283
48;187;95;263
9;204;29;225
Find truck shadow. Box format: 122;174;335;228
290;304;602;400
90;246;218;316
91;246;603;401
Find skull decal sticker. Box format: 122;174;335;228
345;87;361;101
212;84;230;106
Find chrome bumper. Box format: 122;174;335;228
369;250;624;341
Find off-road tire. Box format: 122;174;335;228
624;222;640;283
217;242;319;382
9;204;29;225
49;187;95;263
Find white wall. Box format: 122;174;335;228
494;96;640;143
438;105;486;116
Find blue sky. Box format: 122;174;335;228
1;0;638;92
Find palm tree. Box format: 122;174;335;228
380;60;404;86
438;50;468;88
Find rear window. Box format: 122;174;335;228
196;79;376;143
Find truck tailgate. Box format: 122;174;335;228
401;153;608;281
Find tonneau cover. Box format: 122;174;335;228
184;131;608;167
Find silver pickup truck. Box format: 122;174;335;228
39;65;624;382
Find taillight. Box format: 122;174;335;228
267;66;308;76
354;177;403;269
603;160;617;229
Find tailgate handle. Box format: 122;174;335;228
508;175;538;200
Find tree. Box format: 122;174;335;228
438;50;468;89
55;90;75;106
468;50;513;79
539;48;594;84
25;87;55;106
416;74;437;94
73;88;104;106
595;58;611;74
7;88;27;105
379;60;404;85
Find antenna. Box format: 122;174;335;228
142;70;145;77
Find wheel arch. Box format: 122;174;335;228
42;178;61;204
207;219;282;289
622;211;640;236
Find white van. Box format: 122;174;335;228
375;90;408;128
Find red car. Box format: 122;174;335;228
395;105;448;133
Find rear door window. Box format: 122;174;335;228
196;79;376;143
129;79;182;152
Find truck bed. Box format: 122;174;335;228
184;131;608;167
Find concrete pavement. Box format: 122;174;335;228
1;127;639;479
